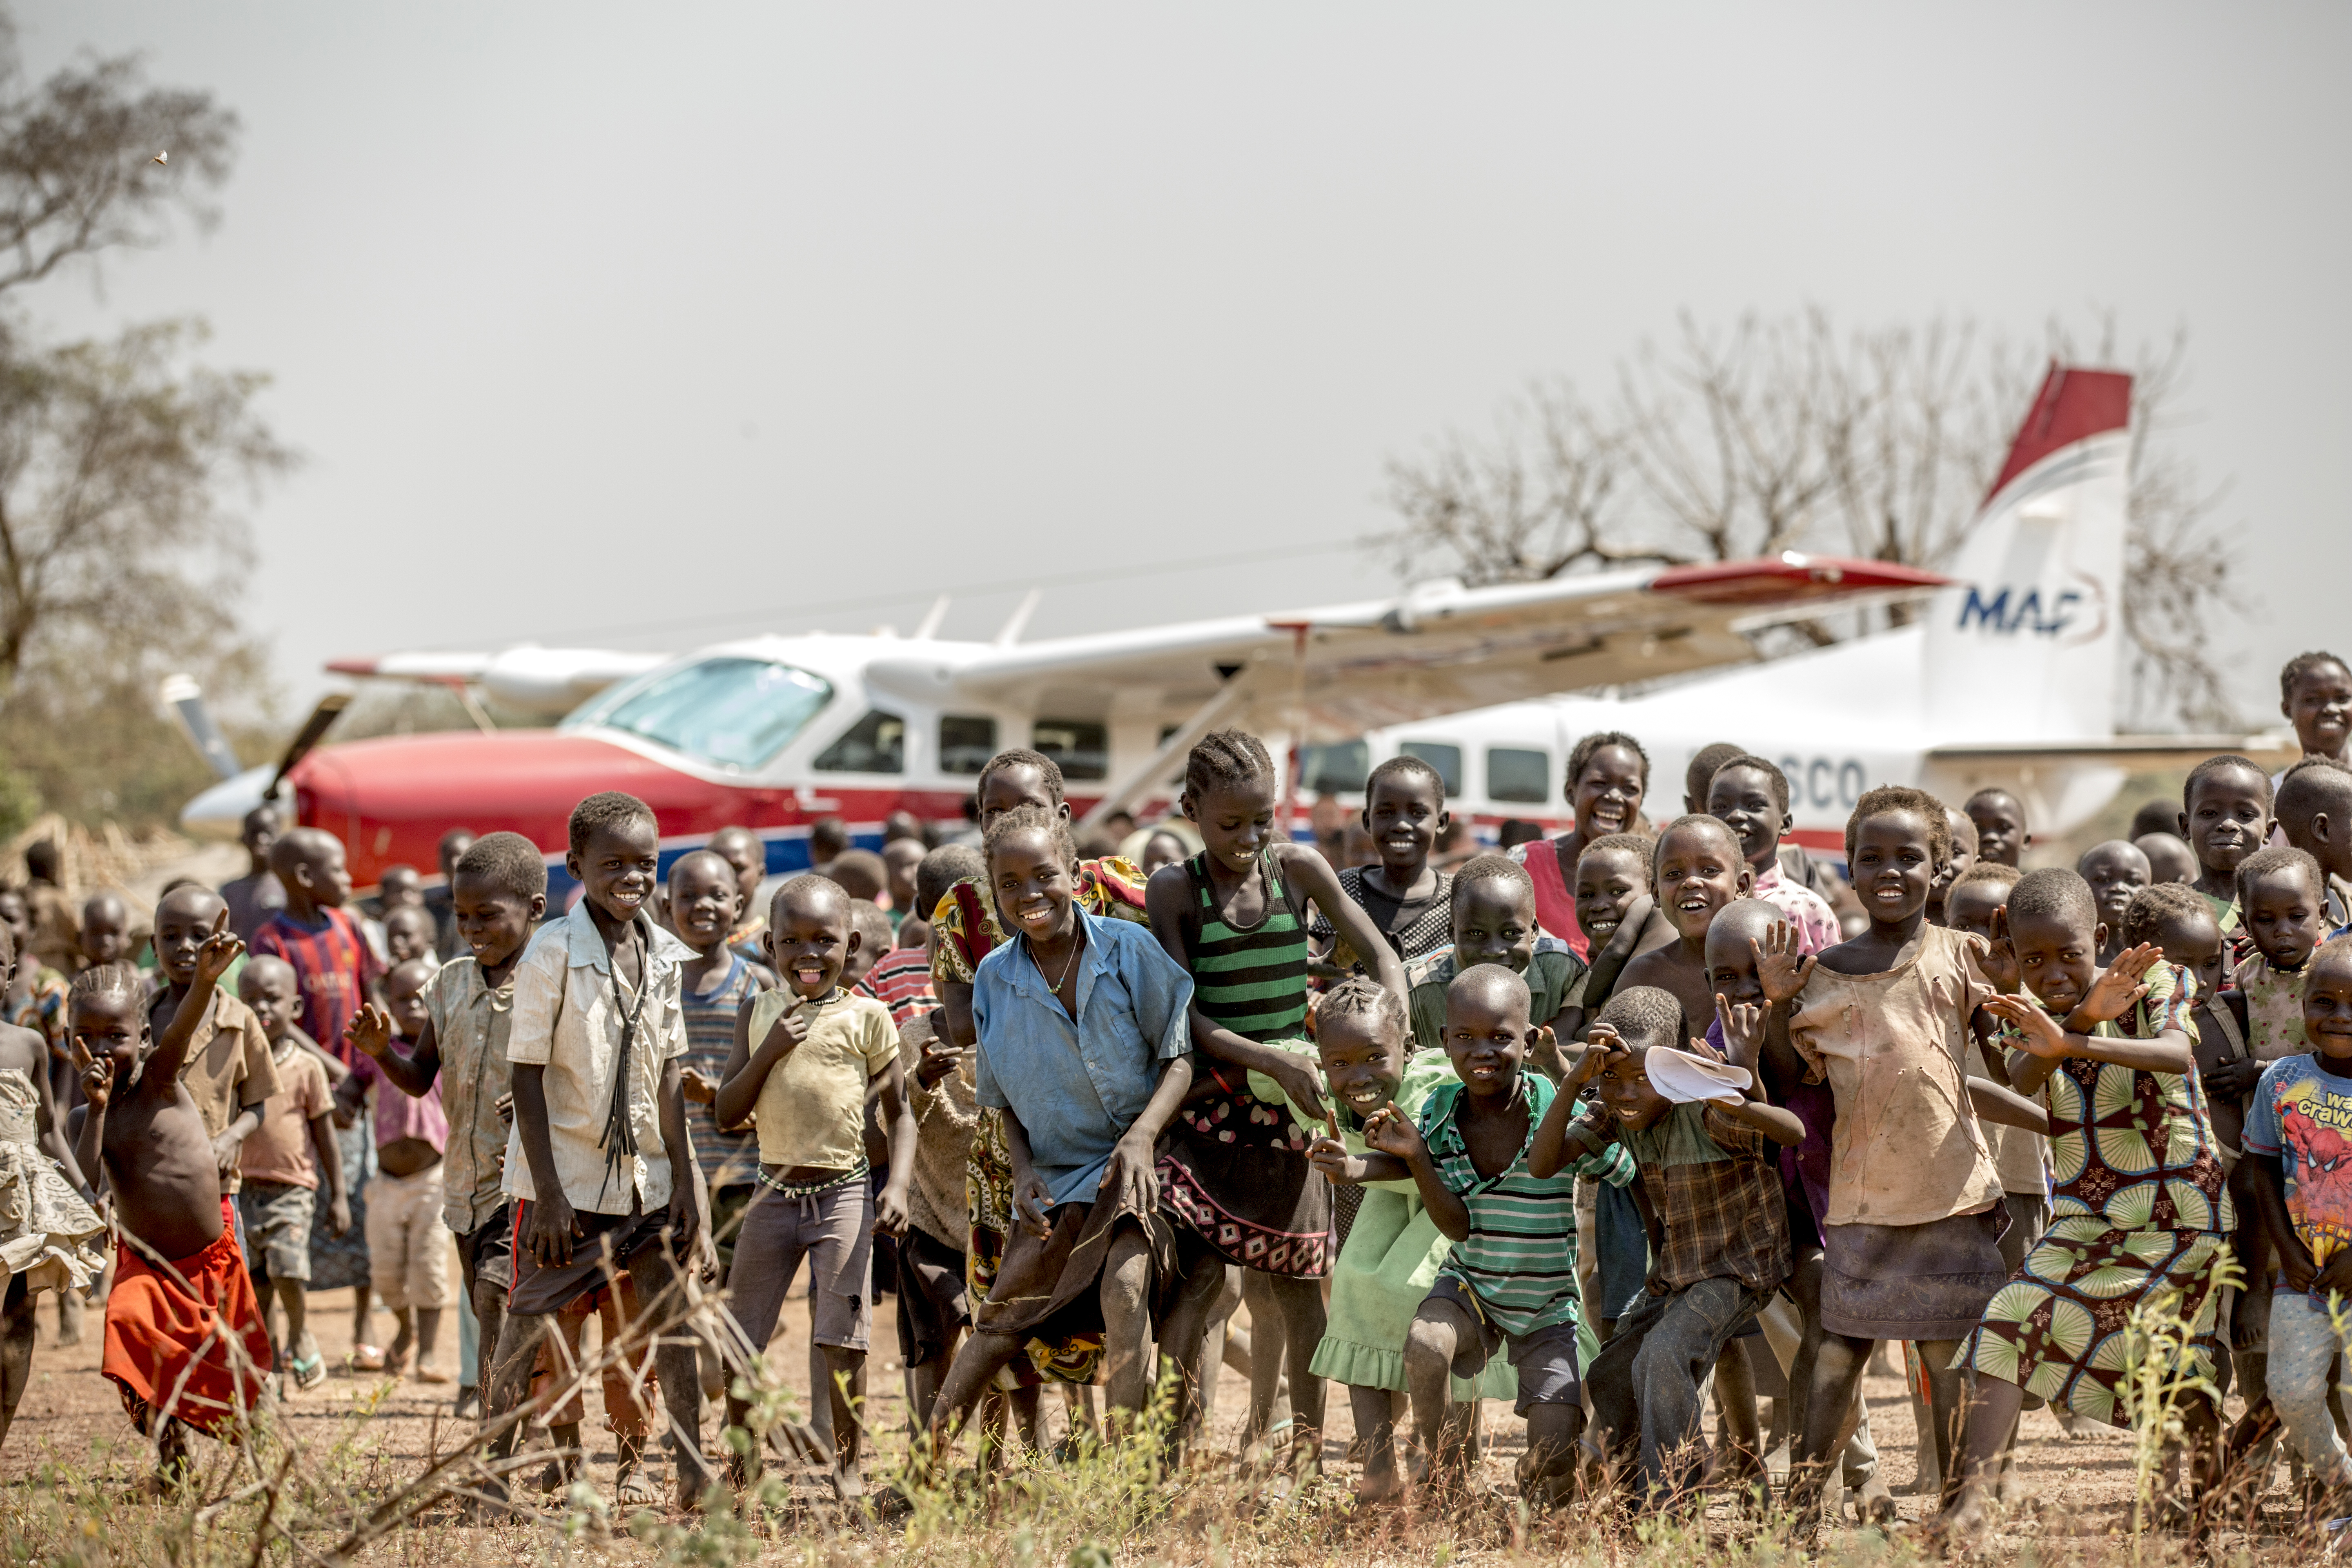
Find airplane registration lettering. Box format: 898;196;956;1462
1780;756;1868;810
1956;585;2082;637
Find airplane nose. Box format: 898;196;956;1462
180;764;276;834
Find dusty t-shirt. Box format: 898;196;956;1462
241;1042;332;1190
1789;922;2003;1229
743;987;898;1172
2234;950;2311;1062
171;989;283;1196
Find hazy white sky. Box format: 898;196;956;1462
19;3;2351;726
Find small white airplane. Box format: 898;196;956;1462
1303;363;2291;861
177;543;1941;891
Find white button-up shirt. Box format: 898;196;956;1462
501;902;691;1216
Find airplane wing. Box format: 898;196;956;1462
1926;735;2300;771
875;554;1951;736
325;646;675;720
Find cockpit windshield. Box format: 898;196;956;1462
562;656;834;771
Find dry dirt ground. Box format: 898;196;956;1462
0;1280;2327;1564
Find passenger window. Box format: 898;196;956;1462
1033;719;1109;782
1400;741;1462;797
1300;740;1370;794
939;715;998;776
812;710;905;774
1486;746;1551;804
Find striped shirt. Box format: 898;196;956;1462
1183;850;1310;1042
680;953;763;1188
858;943;937;1030
1423;1070;1635;1336
250;906;382;1068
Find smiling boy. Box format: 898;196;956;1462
1310;755;1456;970
1617;816;1755;1040
2180;754;2275;939
1361;964;1637;1503
714;873;916;1497
72;923;274;1487
479;794;714;1512
1572;984;1802;1511
147;886;281;1210
1707;756;1839;954
2242;935;2352;1498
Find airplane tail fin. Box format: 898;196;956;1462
1920;365;2133;744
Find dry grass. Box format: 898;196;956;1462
0;1278;2338;1568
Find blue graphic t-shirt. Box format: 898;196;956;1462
2243;1054;2352;1293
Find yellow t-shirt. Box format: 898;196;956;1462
743;987;898;1172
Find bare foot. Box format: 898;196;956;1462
1923;1489;1993;1559
1857;1474;1898;1526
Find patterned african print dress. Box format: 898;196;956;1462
1156;849;1332;1278
933;858;1149;1385
1961;961;2234;1428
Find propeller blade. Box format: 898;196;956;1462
264;692;352;802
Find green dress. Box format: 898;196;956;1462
1245;1044;1516;1401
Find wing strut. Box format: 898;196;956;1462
1076;678;1255;831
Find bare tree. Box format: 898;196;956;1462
0;10;287;829
1380;308;2240;724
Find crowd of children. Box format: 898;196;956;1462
2;650;2352;1545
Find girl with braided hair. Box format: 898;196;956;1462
1145;728;1411;1478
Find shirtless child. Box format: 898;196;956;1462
71;913;272;1486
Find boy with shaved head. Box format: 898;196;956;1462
148;885;281;1216
2276;756;2352;935
251;828;382;1070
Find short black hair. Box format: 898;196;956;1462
983;801;1076;870
1708;753;1791;816
2236;842;2323;906
1595;984;1681;1054
2277;756;2352;831
1846;786;1952;866
1496;819;1544;850
1446;961;1530;1019
2120;882;2209;949
1568;731;1650;795
2128;800;2181;842
848;898;894;956
1367;753;1446;805
454;831;549;903
568;791;656;861
1451;853;1534;913
2313;931;2352;975
1183;729;1277;805
2184;754;2272;811
808;816;851;861
1319;974;1407;1043
2007;867;2097;933
826;848;889;902
1578;831;1656;885
916;844;984;920
1653;813;1744;879
2281;650;2351;703
1684;742;1746;807
977;747;1066;805
771;873;850;927
666;847;735;893
1951;861;2022;897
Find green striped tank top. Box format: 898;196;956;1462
1183;849;1312;1043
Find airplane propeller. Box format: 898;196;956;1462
263;692;352;803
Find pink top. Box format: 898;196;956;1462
1753;862;1843;955
352;1044;449;1153
1510;838;1589;960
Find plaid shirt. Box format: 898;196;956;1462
1584;1099;1791;1295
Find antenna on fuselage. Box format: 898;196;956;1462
993;589;1042;647
913;595;951;641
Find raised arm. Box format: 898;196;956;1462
715;995;806;1130
345;1003;441;1098
1528;1037;1615;1178
149;913;243;1085
1361;1105;1468;1241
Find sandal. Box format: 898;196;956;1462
349;1343;387;1372
290;1352;327;1392
615;1468;661;1508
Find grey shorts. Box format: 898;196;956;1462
1426;1274;1582;1414
725;1172;874;1352
239;1179;316;1284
